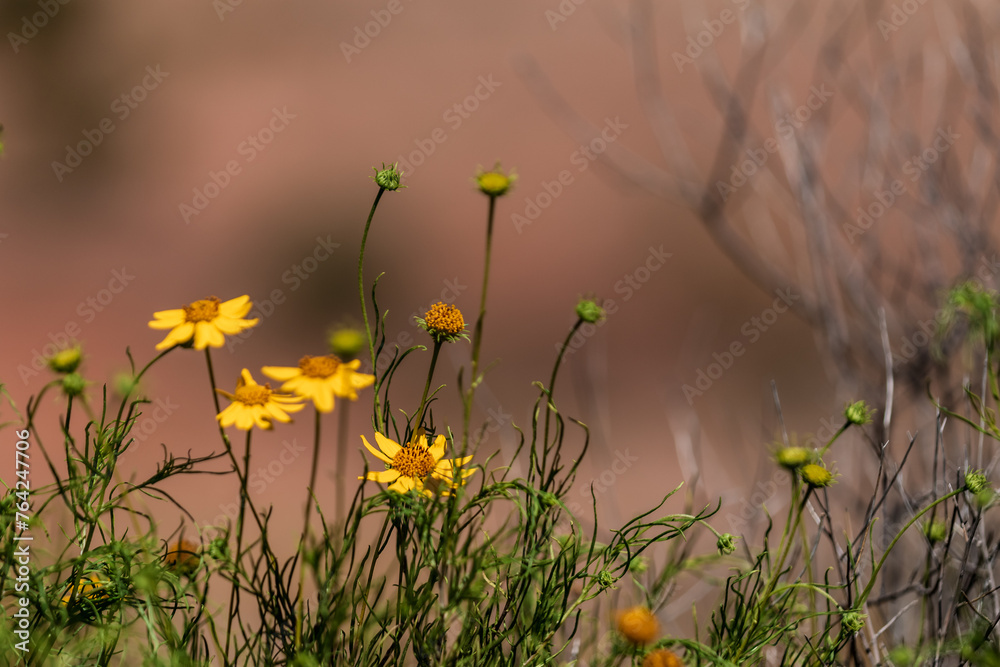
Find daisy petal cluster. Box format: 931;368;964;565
262;355;374;413
149;295;258;350
216;369;304;431
360;432;475;496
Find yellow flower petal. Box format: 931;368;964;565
219;295;252;318
388;476;416;493
148;309;186;328
155;321;195;350
261;366;301;382
362;435;393;464
374;432;402;459
428;434;446;462
364;469;401;483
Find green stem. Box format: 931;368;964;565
463;195;496;449
226;429;253;654
415;340;443;435
541;318;584;474
856;487;965;607
295;408;323;652
358;186;386;424
817;422;849;459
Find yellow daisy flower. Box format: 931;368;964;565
359;432;475;496
216;369;304;431
148;295;258;350
261;355;375;413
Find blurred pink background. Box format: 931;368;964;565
0;0;870;628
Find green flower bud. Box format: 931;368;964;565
113;372;140;398
844;400;875;426
966;470;991;495
48;346;82;374
841;610;866;634
923;519;947;543
888;646;915;667
475;162;516;197
775;446;810;470
576;298;605;324
207;537;229;561
716;533;738;555
371;162;403;191
328;326;366;359
800;463;835;488
596;569;616;590
61;373;87;397
629;556;649;574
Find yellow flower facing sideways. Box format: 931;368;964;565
216;369;304;431
360;432;475;496
149;295;258;350
262;355;374;413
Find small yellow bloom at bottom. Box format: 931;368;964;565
643;649;684;667
616;606;659;645
59;573;109;608
164;539;201;576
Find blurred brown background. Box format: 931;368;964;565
4;0;978;631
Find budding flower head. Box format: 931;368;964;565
48;345;82;374
966;470;991;495
716;533;738;555
643;650;684;667
923;519;948;543
61;373;87;397
616;606;659;645
596;570;616;590
775;445;811;470
844;400;875;426
371;162;404;191
328;326;366;359
113;372;141;399
840;610;866;635
629;555;649;575
416;302;468;343
576;298;605;324
800;462;835;488
475;162;516;197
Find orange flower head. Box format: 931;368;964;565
616;606;659;645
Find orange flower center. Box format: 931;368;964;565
184;297;221;322
298;355;341;378
234;385;272;406
424;302;465;335
392;445;437;478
